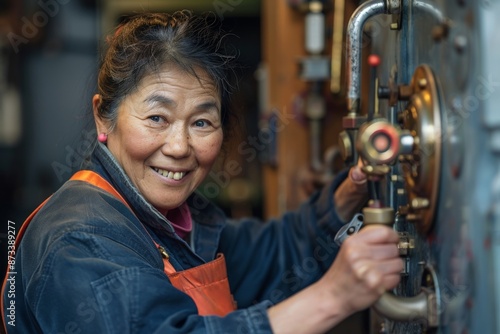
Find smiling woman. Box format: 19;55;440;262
1;10;403;334
94;66;224;215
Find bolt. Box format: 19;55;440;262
406;213;422;221
398;240;410;256
418;78;428;89
390;22;399;30
309;1;323;13
391;174;402;182
386;0;401;13
379;322;387;334
432;23;449;42
411;197;430;209
425;273;433;287
454;35;468;53
364;165;374;173
378;86;391;99
398;205;409;215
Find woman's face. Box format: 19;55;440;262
97;66;223;214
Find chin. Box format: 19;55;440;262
153;197;185;212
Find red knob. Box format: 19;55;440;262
368;54;381;67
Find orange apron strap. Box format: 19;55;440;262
69;171;178;275
2;170;236;326
70;171;236;315
167;253;237;316
70;171;130;210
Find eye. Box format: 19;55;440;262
149;115;162;123
194;119;209;128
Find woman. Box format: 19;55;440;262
2;11;402;333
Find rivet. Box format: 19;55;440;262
418;78;428;89
454;35;468;53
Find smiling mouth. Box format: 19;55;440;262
152;167;188;181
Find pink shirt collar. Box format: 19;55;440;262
166;202;193;239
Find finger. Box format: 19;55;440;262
350;225;400;244
351;256;403;280
341;242;400;263
357;261;403;293
376;257;405;275
349;165;367;185
359;266;386;295
355;243;400;261
382;273;402;291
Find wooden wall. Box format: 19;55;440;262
261;0;359;218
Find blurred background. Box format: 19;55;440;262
0;0;364;331
0;0;354;249
0;0;264;228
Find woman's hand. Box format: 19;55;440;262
268;225;402;334
320;225;403;314
334;160;372;222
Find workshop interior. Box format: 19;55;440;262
1;0;500;332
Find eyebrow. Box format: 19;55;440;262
144;95;177;108
144;94;220;114
196;101;220;114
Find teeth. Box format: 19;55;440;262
154;168;186;180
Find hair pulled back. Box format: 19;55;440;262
96;11;237;137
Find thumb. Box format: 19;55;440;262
349;165;367;185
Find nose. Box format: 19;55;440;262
162;124;191;158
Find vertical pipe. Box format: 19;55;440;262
346;0;386;113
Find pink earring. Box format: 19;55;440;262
97;133;108;143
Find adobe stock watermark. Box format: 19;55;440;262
55;270;135;334
6;220;17;327
8;0;71;54
52;128;96;182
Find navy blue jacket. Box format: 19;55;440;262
4;143;347;333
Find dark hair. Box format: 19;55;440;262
96;10;238;138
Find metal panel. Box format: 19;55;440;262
362;0;500;332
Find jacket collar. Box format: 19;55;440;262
88;143;177;236
86;143;227;257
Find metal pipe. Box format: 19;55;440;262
346;0;386;113
373;291;429;322
413;0;445;23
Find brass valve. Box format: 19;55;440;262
363;206;394;226
338;113;367;166
354;119;414;178
357;119;415;165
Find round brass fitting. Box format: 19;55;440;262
363;207;395;226
357;119;401;165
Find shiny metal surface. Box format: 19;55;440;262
372;291;431;324
400;65;442;235
349;0;500;332
346;0;386;113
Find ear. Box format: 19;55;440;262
93;94;109;134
